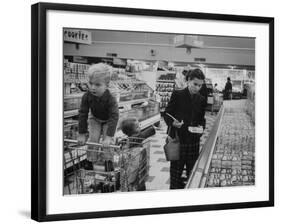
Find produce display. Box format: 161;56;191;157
206;109;255;187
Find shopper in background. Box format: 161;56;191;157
120;117;156;191
224;77;232;100
199;79;208;107
77;63;119;170
213;83;219;93
164;68;206;189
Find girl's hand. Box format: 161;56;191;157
172;120;184;128
77;133;87;145
102;136;114;148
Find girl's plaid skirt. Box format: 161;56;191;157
169;141;200;189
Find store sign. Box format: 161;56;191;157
106;53;118;57
63;29;92;45
194;58;206;62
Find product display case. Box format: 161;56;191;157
186;104;255;188
205;110;255;187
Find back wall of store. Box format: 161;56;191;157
64;31;255;66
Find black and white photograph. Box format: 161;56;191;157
30;2;274;221
1;0;279;223
63;29;256;194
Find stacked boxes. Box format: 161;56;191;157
64;60;90;84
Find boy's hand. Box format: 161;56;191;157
102;136;114;148
172;120;184;128
77;133;87;145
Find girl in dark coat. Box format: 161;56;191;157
164;69;206;189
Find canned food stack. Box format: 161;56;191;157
156;81;175;111
206;110;255;187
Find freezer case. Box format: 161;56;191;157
186;104;255;189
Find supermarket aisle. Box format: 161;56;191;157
146;111;217;190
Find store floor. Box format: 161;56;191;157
145;111;218;191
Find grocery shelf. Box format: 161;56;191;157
64;93;83;99
64;109;79;118
64;98;151;118
157;80;175;83
119;98;150;107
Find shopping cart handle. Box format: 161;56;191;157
64;139;121;149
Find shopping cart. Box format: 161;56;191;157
63;137;151;194
118;137;151;191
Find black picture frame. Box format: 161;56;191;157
31;2;274;222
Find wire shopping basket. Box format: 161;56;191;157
64;139;121;194
63;137;151;194
117;137;151;191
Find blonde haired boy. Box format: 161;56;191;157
77;63;119;170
